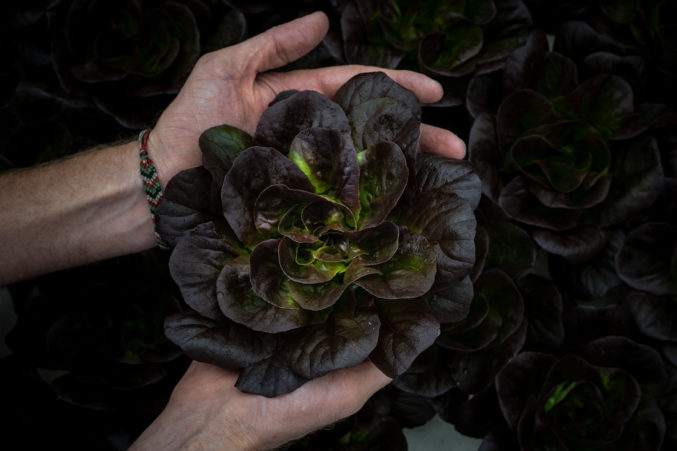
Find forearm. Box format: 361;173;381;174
0;141;156;285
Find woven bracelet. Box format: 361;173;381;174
138;129;169;249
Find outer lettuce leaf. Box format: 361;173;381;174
467;69;504;119
424;276;474;324
520;275;564;352
395;190;476;286
447;319;527;394
502;30;549;95
164;311;274;369
532;226;611;263
526;52;579;100
496;351;557;431
617;223;677;296
236;353;309;398
613;103;677;140
470;0;532;68
553;74;633;139
440;292;497;352
340;1;406;69
587;136;663;228
370;299;440;378
434;385;500;439
555;230;625;300
498;175;582;230
496;89;559;151
393;345;455;398
334;71;421;174
420;25;483;76
199;124;252;185
438;269;527;394
169;221;244;321
440;270;523;351
480;219;535;280
347;98;416;152
156;166;221;247
252;90;350;153
581;336;668;404
553;21;623;67
627;291;677;342
564;295;636;347
471;225;490;282
392;347;457;398
334;71;420;121
414;154;482;210
282;291;380;378
469;113;501;199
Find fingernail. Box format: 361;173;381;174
447;132;467;158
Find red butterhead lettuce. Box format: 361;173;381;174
156;72;479;397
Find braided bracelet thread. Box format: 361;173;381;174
139;129;169;249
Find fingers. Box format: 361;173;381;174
333;360;393;397
343;360;393;398
232;11;329;74
420;123;467;159
305;360;392;421
260;65;444;104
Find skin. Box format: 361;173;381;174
147;12;466;187
0;12;465;450
129;361;392;450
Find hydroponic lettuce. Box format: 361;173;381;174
468;31;667;262
496;338;669;450
49;0;246;128
340;0;532;77
155;72;479;397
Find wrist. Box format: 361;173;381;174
130;399;262;451
144;126;203;190
145;130;175;190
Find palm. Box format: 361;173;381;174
153;72;263;170
164;360;390;450
149;13;463;184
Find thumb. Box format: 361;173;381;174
234;11;329;74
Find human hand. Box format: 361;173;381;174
129;360;391;450
147;11;466;187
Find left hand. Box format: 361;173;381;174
147;11;466;187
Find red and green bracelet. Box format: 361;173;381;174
138;129;169;249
